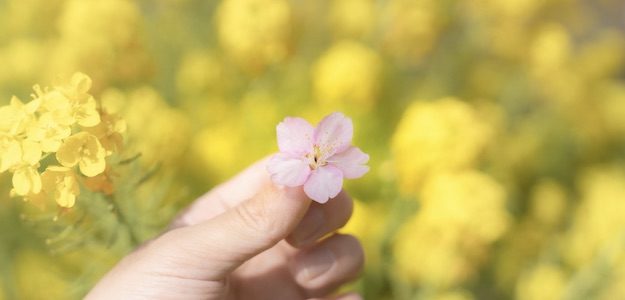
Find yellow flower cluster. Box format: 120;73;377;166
391;97;510;290
0;73;125;208
394;170;510;287
392;98;493;193
216;0;292;72
564;167;625;269
48;0;150;90
313;40;381;113
515;264;566;300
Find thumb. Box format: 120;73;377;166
151;184;311;280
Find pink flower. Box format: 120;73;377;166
267;112;369;203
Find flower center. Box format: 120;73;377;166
307;145;327;170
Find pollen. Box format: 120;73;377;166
307;145;328;170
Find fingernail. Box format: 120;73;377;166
294;247;335;282
289;206;325;246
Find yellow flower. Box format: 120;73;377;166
515;264;566;300
565;167;625;268
41;166;80;208
12;166;41;196
329;0;375;38
27;113;72;152
393;170;509;287
56;132;106;177
529;23;571;80
420;171;510;242
34;86;74;126
216;0;292;72
313;41;381;113
50;0;149;87
392;98;493;193
529;179;567;226
382;0;444;63
0;135;22;172
10;140;43;196
0;96;39;135
36;73;100;127
58;71;93;98
83;110;126;155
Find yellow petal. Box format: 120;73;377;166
12;167;42;196
41;166;79;208
71;72;92;94
0;106;16;132
55;185;77;208
78;134;106;177
40;91;74;126
27;114;71;153
24;98;41;114
10;95;24;107
76;97;101;127
20;140;42;165
56;133;85;168
0;138;21;172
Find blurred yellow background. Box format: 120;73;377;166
1;0;625;299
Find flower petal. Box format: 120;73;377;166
20;140;42;166
304;165;343;203
313;112;353;157
12;167;41;196
71;72;92;94
267;152;311;187
276;117;314;154
0;138;21;172
78;134;106;177
56;134;83;168
327;146;370;179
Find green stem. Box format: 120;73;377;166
105;195;140;247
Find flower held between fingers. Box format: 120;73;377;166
267;112;369;203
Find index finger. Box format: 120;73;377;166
170;156;273;228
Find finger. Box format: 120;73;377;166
289;234;364;298
331;292;363;300
170;157;272;228
152;184;312;281
312;292;363;300
287;190;353;247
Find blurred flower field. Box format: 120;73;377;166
1;0;625;299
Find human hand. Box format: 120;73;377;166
87;158;364;300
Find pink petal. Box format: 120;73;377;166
266;153;311;187
303;165;343;203
327;146;370;179
313;112;353;157
276;117;314;154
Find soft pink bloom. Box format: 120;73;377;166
267;112;369;203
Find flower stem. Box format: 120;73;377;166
105;194;140;247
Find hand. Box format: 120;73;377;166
87;158;364;300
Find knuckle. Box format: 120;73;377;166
233;197;281;241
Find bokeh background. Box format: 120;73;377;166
1;0;625;299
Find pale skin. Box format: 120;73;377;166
87;158;364;300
